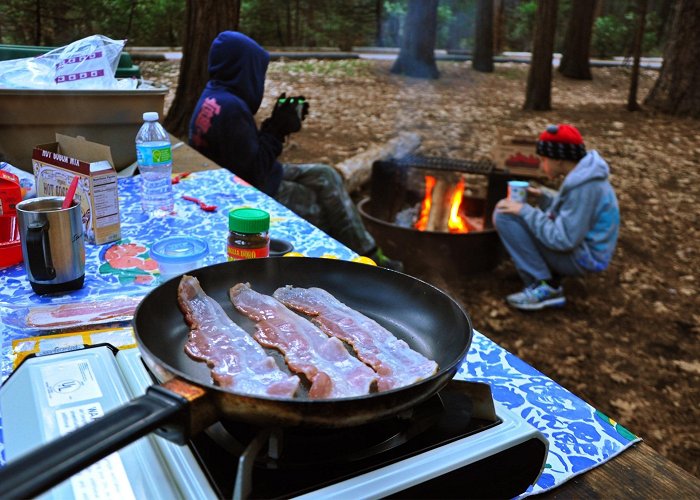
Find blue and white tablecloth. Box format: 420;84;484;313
0;168;639;496
0;168;355;309
458;332;639;496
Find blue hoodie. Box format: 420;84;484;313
519;151;620;272
189;31;283;195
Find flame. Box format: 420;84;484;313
448;178;469;233
414;175;469;233
414;175;435;231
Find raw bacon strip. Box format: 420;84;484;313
273;286;438;392
178;275;300;398
26;297;141;329
229;283;377;399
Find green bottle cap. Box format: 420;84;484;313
228;208;270;234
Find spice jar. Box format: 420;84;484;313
227;208;270;260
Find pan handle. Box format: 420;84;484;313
0;385;189;499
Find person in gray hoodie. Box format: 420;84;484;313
493;124;620;310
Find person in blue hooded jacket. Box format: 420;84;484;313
189;31;401;270
493;124;620;310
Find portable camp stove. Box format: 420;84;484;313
0;344;547;499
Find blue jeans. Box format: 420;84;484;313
493;211;584;285
275;163;376;255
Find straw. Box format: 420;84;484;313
62;176;80;209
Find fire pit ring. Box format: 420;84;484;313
358;197;502;280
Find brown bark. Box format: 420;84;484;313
473;0;494;72
644;0;700;117
34;0;41;45
494;0;505;54
390;0;439;79
523;0;558;111
627;0;647;111
163;0;240;140
559;0;597;80
126;0;137;39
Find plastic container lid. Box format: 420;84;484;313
228;208;270;234
150;236;208;265
143;111;159;121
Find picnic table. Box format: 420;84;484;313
0;141;697;498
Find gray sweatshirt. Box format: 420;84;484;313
519;150;620;272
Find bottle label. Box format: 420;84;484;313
227;244;270;260
136;144;172;166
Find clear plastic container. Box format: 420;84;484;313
150;236;208;280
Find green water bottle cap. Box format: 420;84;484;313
228;208;270;234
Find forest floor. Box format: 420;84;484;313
140;57;699;478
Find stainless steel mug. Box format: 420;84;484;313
16;197;85;294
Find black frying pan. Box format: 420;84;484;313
0;257;472;498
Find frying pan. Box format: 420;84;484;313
0;257;473;498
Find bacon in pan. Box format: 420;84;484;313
229;283;377;399
177;275;300;398
273;286;438;391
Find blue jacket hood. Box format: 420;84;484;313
207;31;269;114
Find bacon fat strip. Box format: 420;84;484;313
229;283;377;399
177;275;300;398
273;286;439;391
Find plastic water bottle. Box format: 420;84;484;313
136;111;174;214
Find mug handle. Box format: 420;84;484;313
27;221;56;281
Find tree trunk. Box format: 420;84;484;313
390;0;439;79
559;0;597;80
34;0;41;45
494;0;505;54
375;0;383;46
627;0;647;111
644;0;700;117
164;0;240;140
654;0;674;43
473;0;494;72
126;0;137;40
523;0;558;111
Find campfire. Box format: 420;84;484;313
412;174;484;233
357;155;503;280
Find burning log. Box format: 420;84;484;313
334;132;421;193
416;171;469;233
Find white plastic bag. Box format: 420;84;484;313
0;34;126;90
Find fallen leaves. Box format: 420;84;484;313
672;360;700;375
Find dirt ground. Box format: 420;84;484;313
141;57;699;478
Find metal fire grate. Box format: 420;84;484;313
393;155;495;175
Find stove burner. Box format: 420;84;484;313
189;380;504;499
211;393;445;469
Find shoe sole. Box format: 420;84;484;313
507;297;566;311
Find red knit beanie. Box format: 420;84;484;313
536;124;586;161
